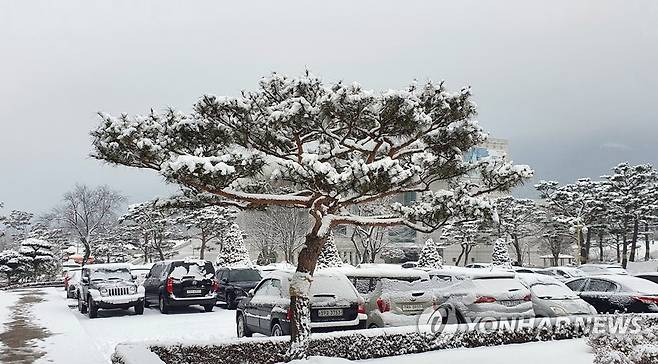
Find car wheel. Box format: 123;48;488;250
135;301;144;315
203;304;214;312
143;299;150;308
66;289;72;299
271;322;283;337
158;295;169;314
237;314;252;337
368;323;379;329
88;297;98;319
78;295;87;314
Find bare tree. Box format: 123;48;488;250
47;184;125;265
251;206;308;264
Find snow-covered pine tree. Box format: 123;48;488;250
0;249;27;284
316;233;343;269
491;238;512;269
175;205;237;260
215;223;251;267
120;202;180;262
19;238;55;280
91;71;532;358
417;238;443;269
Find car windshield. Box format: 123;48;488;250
90;268;132;281
531;283;578;299
229;269;261;282
310;275;357;300
170;261;214;280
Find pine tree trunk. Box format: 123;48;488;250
622;218;629;268
615;234;621;263
583;229;592;264
199;230;207;260
512;235;523;266
288;233;327;360
644;221;651;261
455;245;466;266
629;218;639;262
598;231;604;263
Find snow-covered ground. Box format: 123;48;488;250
1;287;594;364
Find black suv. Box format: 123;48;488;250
143;259;218;314
77;264;144;319
216;267;262;309
236;271;366;337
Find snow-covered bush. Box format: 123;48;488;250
589;317;658;364
491;238;512;268
0;249;27;284
19;238;55;280
316;233;343;269
417;238;443;269
215;224;251;267
380;248;405;263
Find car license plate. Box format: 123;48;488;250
318;309;342;317
501;300;522;307
186;289;202;295
402;304;423;311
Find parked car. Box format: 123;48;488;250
130;264;154;287
516;273;596;317
578;264;628;276
565;275;658;313
215;267;262;309
338;265;430;299
236;271;366;337
401;261;419;269
543;266;587;281
635;272;658;285
76;263;145;318
431;270;534;321
143;259;218;314
465;263;493;269
365;278;436;328
64;268;82;299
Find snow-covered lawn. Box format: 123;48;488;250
1;287;595;364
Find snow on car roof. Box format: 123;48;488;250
84;263;131;271
635;272;658;276
591;274;658;293
336;265;430;279
515;272;564;286
429;266;515;280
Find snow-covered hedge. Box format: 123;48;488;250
0;280;63;290
113;317;601;364
589;316;658;364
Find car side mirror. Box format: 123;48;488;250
221;278;228;284
248;289;254;297
131;274;137;280
81;277;89;284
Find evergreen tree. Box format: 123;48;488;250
491;238;512;268
0;249;27;284
19;238;55;280
417;238;443;269
316;233;343;269
215;224;251;267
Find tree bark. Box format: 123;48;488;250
629;218;639;262
644;221;651;261
511;235;523;266
455;245;466;266
583;228;592;264
288;233;326;360
622;218;629;268
199;230;207;260
598;231;604;263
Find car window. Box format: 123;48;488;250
149;264;162;279
253;279;272;298
169;261;215;279
229;269;262;282
587;279;617;292
352;278;372;294
270;279;284;298
566;278;587;291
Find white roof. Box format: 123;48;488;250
539;254;575;259
84;263;131;270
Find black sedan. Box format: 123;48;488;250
236;271;366;337
565;275;658;313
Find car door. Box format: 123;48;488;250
245;279;271;334
581;278;619;313
259;278;283;333
217;269;228;302
144;263;162;302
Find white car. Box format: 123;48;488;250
516;273;596;317
365;278;436;328
578;264;628;276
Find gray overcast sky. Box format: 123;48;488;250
1;0;657;213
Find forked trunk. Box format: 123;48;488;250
288;233;327;360
512;235;522;265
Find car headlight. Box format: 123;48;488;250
129;285;137;294
550;306;568;316
100;288;109;296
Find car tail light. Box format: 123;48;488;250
211;279;219;292
523;294;532;302
166;277;174;294
633;296;658;304
358;304;366;314
376;298;390;313
286;307;293;320
474;296;497;304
